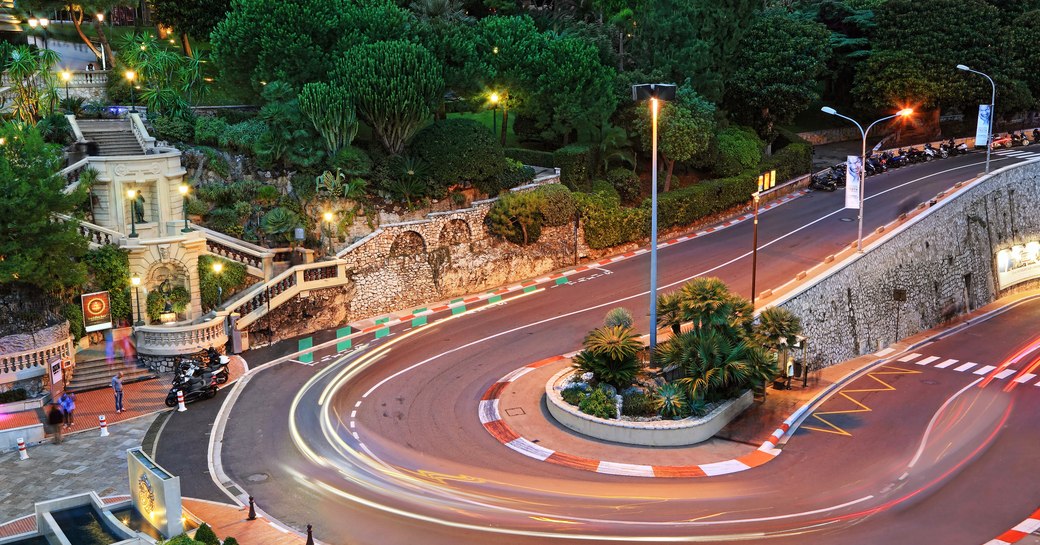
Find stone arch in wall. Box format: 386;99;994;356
438;219;472;246
389;230;427;257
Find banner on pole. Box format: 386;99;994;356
975;104;992;147
81;291;113;332
845;156;862;209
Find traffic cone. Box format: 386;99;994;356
176;390;187;412
99;415;110;437
17;438;28;460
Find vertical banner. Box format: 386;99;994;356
845;156;862;209
81;291;113;332
49;357;65;398
975;104;992;147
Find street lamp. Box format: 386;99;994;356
126;188;139;238
497;91;509;146
323;211;334;255
60;70;71;103
212;262;224;307
131;276;144;326
125;70;137;113
750;170;777;305
39;17;48;50
957;64;996;174
821;106;913;252
489;92;500;136
632;83;676;358
27;18;37;48
179;184;192;233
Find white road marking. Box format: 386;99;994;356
915;356;940;366
952;362;977;372
875;347;895;357
699;460;750;476
994;369;1017;379
973;365;997;375
597;461;655;477
1014;373;1036;383
898;353;921;362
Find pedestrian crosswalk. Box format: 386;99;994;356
888;351;1040;387
994;149;1040;160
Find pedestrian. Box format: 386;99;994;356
59;392;71;429
63;392;76;428
111;372;124;413
86;62;95;83
47;402;64;444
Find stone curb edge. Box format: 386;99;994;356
984;507;1040;545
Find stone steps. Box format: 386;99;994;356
66;354;156;393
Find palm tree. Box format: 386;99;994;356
3;45;60;123
573;325;645;388
658;329;775;403
678;277;734;332
754;306;803;375
656;291;684;334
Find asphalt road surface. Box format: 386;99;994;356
166;147;1040;544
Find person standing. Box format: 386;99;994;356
63;392;76;428
86;62;95;83
111;372;124;413
47;403;64;444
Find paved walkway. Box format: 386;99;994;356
0;415;157;522
182;498;309;545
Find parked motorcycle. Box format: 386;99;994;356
1012;132;1031;147
810;172;837;192
165;372;217;407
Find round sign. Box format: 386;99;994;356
87;297;108;316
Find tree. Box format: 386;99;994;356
22;0;120;67
0;44;60;124
149;0;231;56
82;246;132;324
299;82;358;156
485;191;543;245
530;36;618;144
334;41;444;154
658;328;774;403
0;123;88;296
1010;10;1040;110
754;306;804;375
633;96;714;191
727;10;831;147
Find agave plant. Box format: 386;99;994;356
654;383;687;419
260;207;302;243
603;307;634;329
583;325;643;363
571;350;643;391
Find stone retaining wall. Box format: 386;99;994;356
776;160;1040;365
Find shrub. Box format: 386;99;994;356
572;325;644;389
198;256;248;311
478;158;534;196
194;523;220;545
604;307;633;328
62;303;85;340
535;184;577;227
199;147;230;180
590;179;620;205
761;142;812;184
621;392;656;417
561;386;585;406
578;388;617;419
185;198;210;218
82;245;132;324
714;127;763;177
220;119;267;152
37;113;73;145
194;116;229;146
152;115;195;143
332;146;373;177
204;207;245;238
0;388;28;403
146;285;190;321
553;144;593;188
222;538;240;545
410;118;507;196
504;147;555;168
650;171;756;231
485;191;544;245
261;207;302;243
573;191;649;249
655;383;687;419
605;168;641;204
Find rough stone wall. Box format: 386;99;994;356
779;161;1040;366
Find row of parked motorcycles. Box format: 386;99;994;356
163;348;230;407
809;129;1039;192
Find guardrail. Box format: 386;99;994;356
129;112;156;151
134;318;228;357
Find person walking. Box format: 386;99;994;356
111;372;124;413
60;392;76;428
47;402;64;444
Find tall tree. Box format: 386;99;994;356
0;123;88;296
726;10;831;147
21;0;120;67
633;88;715;191
530;36;618;144
334;41;444;154
148;0;231;56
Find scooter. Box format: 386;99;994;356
165;372;217;407
810;172;837;192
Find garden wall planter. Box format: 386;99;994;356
545;369;753;447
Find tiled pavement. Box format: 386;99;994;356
0;414;158;523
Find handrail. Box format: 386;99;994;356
56;213;125;246
0;337;73;377
129;112;155;151
59;157;91;195
66;114;85;142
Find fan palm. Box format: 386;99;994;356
660;329;775;402
754;306;803;348
656;291;684;334
678;277;734;332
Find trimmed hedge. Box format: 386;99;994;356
715;127;764;177
574;191;649;249
553;144;593;188
534;184;577;227
761;142;812;184
650;171;757;231
505;147;555;168
410;118;507;195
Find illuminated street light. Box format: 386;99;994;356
323;211;334;255
60;70;71;102
131;276;144;326
821;106;913;252
126;188;139;238
179;184;192;233
489;92;500;135
125;70;137;113
212;262;224;307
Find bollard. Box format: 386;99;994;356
247;496;256;521
17;437;28;460
99;415;110;437
305;524;314;545
176;390;187;412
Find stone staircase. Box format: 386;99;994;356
67;347;157;393
77;119;145;156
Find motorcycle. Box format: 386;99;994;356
866;155;887;176
810;172;837;192
888;149;909;168
991;134;1012;149
1012;132;1031;147
205;348;231;384
165;372;217;407
923;142;945;160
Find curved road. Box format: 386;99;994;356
168;148;1040;544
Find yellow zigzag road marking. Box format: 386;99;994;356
802;366;922;437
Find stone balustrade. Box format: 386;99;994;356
134;318;228;358
0;337;72;379
231;261;351;329
192;224;275;279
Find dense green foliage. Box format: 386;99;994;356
198;256;249;311
81;246;132;325
299;82;359;156
534;184;577;227
193;523;220;545
572;325;644;389
410;118;506;194
146;285;190;321
577;388;618;419
485;190;543;245
553;144;593;187
621;391;656;417
504;148;554;168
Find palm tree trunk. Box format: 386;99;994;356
93;18;115;68
180;33;193;57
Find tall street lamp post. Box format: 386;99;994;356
323;211;334;255
39;17;48;50
179;184;192;233
632;83;676;358
126;188;139;238
60;70;71;103
131;275;144;326
489;92;500;136
213;262;224;307
957;64;996;174
750;170;776;305
821;106;913;252
125;70;137;113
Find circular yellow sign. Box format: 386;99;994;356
87;297;107;316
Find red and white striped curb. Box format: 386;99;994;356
479;354;790;478
984;507;1040;545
